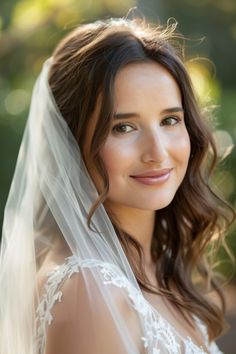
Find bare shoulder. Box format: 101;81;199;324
42;260;143;354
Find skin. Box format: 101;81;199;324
85;61;191;268
48;62;207;351
82;63;211;349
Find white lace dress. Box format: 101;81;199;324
35;256;224;354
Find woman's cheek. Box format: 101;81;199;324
100;138;135;173
174;134;191;165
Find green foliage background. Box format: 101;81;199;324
0;0;235;278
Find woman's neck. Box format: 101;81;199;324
105;201;155;266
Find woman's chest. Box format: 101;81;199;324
143;291;210;354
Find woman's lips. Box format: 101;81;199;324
130;168;173;185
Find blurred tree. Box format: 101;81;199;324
1;0;236;285
0;0;136;228
0;0;235;351
138;0;236;261
138;0;236;87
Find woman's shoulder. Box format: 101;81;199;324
36;254;138;319
35;255;224;354
35;255;143;354
36;254;140;322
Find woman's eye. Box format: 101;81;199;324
161;116;181;126
112;123;135;134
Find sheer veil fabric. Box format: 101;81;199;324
0;57;147;354
0;58;223;354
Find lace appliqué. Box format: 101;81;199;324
35;261;80;353
35;256;223;354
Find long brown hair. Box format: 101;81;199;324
48;18;235;340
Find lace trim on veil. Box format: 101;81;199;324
35;256;223;354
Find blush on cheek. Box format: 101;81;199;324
102;161;122;179
177;135;191;160
100;145;124;174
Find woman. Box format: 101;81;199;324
0;18;234;354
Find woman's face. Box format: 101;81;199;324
86;62;191;211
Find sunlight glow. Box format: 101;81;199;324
5;89;30;116
187;61;220;104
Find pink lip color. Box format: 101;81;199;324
130;169;172;185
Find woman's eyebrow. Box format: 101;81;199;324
113;107;184;120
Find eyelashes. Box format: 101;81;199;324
112;116;182;135
160;116;182;126
112;123;135;134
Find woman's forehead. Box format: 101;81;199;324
113;62;182;113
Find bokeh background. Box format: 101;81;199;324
0;0;235;351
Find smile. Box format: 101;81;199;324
130;168;173;186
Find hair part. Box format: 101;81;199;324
49;18;235;340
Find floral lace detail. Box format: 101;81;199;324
35;256;223;354
35;260;80;353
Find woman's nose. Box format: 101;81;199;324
141;129;168;164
